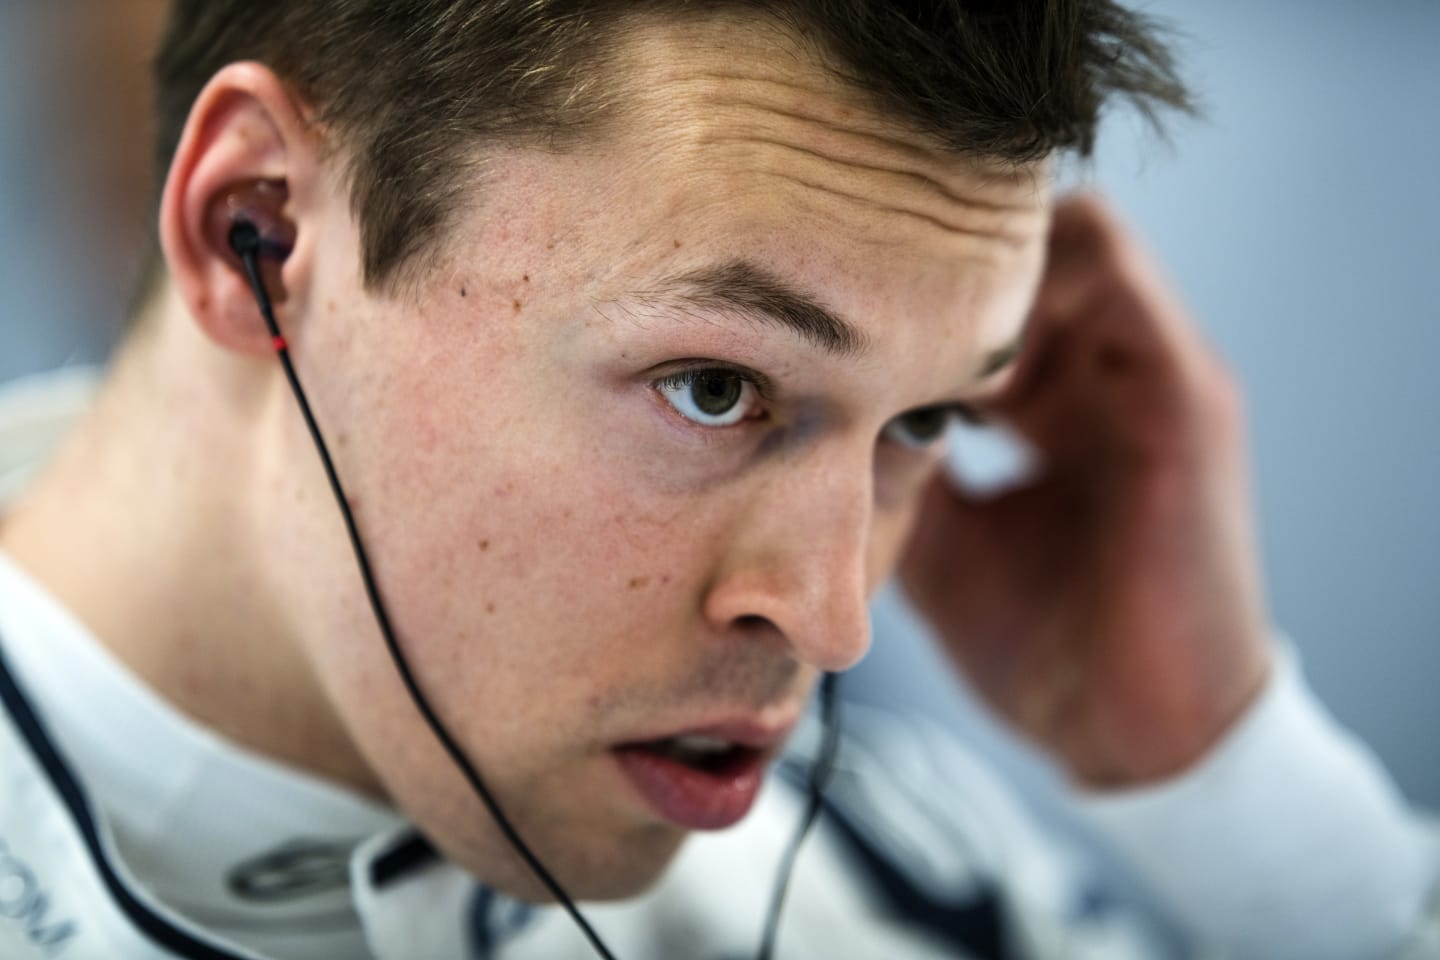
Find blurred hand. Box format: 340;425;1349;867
901;195;1272;788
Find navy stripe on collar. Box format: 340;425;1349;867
0;630;257;960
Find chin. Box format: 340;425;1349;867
460;819;690;904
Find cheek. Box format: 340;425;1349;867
312;294;753;724
358;390;724;687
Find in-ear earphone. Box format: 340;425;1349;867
227;217;291;264
227;211;841;960
220;180;294;260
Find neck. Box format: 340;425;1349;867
0;288;383;798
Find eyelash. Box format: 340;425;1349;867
650;361;986;447
653;364;773;400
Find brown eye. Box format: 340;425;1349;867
656;368;759;427
884;407;953;449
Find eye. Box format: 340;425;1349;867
655;368;762;427
883;406;954;450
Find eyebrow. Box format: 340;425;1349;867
639;258;1027;388
650;260;870;358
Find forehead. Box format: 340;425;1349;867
613;15;1048;229
451;13;1051;394
621;20;1042;212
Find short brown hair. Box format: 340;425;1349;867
152;0;1190;294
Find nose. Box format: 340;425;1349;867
701;459;874;673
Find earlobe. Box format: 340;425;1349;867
159;62;317;358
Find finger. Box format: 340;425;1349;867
1034;194;1225;389
985;195;1236;466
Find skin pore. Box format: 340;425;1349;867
0;13;1050;900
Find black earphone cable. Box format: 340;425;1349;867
230;219;839;960
757;670;840;960
230;221;616;959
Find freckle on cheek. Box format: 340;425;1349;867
485;602;496;614
479;539;490;552
628;576;650;590
513;299;523;312
459;286;467;298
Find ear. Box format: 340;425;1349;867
159;62;322;358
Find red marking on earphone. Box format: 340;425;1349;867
272;335;288;352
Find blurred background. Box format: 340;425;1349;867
1;0;1436;824
0;0;167;379
850;0;1440;821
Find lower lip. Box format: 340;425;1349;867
611;745;767;831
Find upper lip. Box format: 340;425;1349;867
618;714;801;753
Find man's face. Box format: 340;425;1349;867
274;16;1050;899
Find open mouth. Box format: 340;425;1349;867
644;735;761;774
612;733;775;831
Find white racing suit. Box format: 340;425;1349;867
1;368;1437;960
